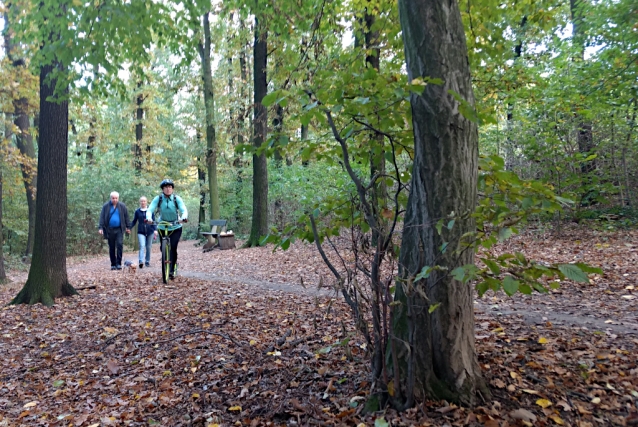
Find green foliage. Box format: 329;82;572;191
451;155;603;296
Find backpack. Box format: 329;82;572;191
158;194;179;214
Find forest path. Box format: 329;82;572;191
4;227;638;336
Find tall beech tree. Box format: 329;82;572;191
390;0;485;406
246;11;269;247
11;60;77;305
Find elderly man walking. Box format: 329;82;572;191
99;191;131;270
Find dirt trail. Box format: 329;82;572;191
4;231;637;336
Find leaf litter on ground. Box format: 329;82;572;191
0;224;636;426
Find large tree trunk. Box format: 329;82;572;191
390;0;484;406
245;14;269;247
199;12;220;221
12;62;77;306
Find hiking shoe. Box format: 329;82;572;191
115;265;122;270
139;263;144;269
111;266;116;270
145;262;150;267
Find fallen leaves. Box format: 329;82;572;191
0;226;636;426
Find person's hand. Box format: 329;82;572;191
182;218;188;223
154;231;158;236
99;229;103;235
126;229;131;234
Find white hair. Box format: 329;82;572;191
110;191;119;198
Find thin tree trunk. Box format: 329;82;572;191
246;12;269;247
12;61;77;306
13;98;37;257
87;117;95;164
234;20;249;228
391;0;485;406
504;16;526;171
570;0;597;204
134;88;143;172
0;116;8;282
197;129;207;230
199;12;220;221
4;10;37;257
364;9;387;247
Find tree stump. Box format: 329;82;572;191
218;234;235;250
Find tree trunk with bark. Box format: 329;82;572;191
12;62;77;306
13;98;37;257
246;14;269;247
4;10;38;257
197;129;207;231
570;0;597;205
198;12;220;221
390;0;485;407
234;21;249;227
0;117;8;283
134;90;144;172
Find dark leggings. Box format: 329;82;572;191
159;227;182;273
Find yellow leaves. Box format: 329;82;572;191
538;337;548;344
387;379;395;397
535;398;552;408
228;405;241;412
72;0;83;6
249;339;257;346
104;327;118;334
192;393;200;399
23;401;38;408
549;414;565;425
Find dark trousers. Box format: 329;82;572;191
159;227;182;273
107;227;124;266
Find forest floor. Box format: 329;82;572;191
0;224;637;427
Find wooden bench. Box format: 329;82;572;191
201;220;227;251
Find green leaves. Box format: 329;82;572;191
558;264;598;283
502;276;519;296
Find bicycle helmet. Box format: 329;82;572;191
160;179;174;189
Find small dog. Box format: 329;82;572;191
122;260;137;274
